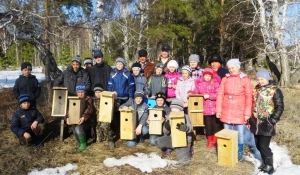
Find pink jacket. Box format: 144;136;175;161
165;71;181;98
216;73;253;124
189;76;220;115
176;77;195;103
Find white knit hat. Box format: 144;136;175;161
227;58;241;68
167;60;179;69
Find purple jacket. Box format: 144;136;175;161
189;76;220;115
165;71;181;98
176;77;195;103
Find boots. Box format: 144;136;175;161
238;144;244;161
77;136;87;152
206;136;213;149
211;136;217;149
262;156;274;174
258;159;265;170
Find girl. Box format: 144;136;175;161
165;60;181;99
188;54;203;80
188;68;222;149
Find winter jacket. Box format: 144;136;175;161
66;96;94;122
191;68;203;80
13;74;41;100
90;62;112;90
216;72;253;124
11;107;45;137
139;61;155;79
165;71;181;98
148;74;167;97
176;77;195;103
188;76;220;115
53;66;91;96
249;82;284;136
120;98;149;126
108;68;135;99
133;74;149;96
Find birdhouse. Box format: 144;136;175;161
215;129;238;167
169;111;187;147
188;94;204;126
51;87;68;117
149;108;163;135
98;91;115;123
67;97;85;125
119;109;136;140
145;98;156;108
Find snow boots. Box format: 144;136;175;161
207;136;217;149
261;156;274;174
77;136;87;152
238;144;244;161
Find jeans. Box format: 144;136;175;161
244;125;262;161
223;123;244;144
149;135;159;146
126;125;149;147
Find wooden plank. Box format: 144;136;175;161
98;91;115;123
51;88;68;117
149;108;163;135
169;111;187;147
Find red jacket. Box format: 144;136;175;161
216;73;253;124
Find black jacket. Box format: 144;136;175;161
90;62;112;90
13;75;41;100
249;83;284;136
217;67;229;79
53;66;91;96
11;107;45;137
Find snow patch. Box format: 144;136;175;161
103;152;177;173
28;163;78;175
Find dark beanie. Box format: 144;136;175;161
18;94;31;104
134;91;145;98
93;83;104;92
93;50;103;58
155;93;166;101
132;62;141;70
21;62;32;71
209;55;222;65
138;49;148;57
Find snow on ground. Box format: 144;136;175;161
103;152;177;173
28;163;79;175
245;142;300;175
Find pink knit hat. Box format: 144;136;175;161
203;68;213;77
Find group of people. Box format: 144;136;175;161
10;44;284;173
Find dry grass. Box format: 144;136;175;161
0;85;299;174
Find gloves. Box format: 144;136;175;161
176;122;188;132
164;120;171;131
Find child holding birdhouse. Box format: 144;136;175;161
65;84;94;152
155;99;193;165
188;68;222;149
93;83;115;149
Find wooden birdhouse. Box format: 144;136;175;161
188;94;204;126
119;109;136;140
51;87;68;117
169;111;187;147
145;98;156;108
98;91;115;123
67;97;85;125
215;129;238;167
149;108;163;135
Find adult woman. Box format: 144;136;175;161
208;55;229;79
216;59;253;161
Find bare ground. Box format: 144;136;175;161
0;85;299;175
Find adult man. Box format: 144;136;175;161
155;44;173;72
137;49;155;79
90;50;112;90
54;55;91;96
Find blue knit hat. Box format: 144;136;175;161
18;94;31;104
76;84;86;92
256;69;271;80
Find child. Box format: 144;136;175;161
155;99;193;165
131;62;149;97
119;91;149;147
188;68;222;149
249;69;284;174
11;94;45;147
13;62;41;108
93;83;115;149
176;66;195;111
108;57;135;104
148;63;167;98
84;58;93;68
165;60;181;99
189;54;203;80
65;84;94;152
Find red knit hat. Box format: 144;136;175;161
203;68;213;77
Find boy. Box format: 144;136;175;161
93;83;115;149
13;62;41;108
119;91;149;147
131;62;149;97
148;63;167;98
65;84;94;152
155;99;193;165
84;58;93;69
11;94;45;147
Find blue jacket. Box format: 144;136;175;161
11;107;45;137
108;68;135;99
